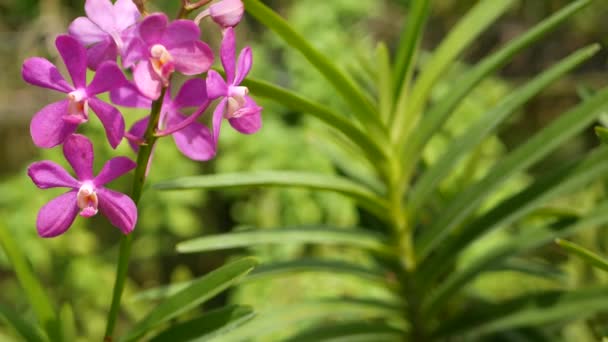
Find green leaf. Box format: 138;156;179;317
149;305;255;342
121;258;257;342
409;44;600;212
399;0;594;182
176;226;392;255
241;77;389;165
392;0;430;101
416;86;608;261
217;299;405;342
154;171;390;219
242;0;387;138
376;42;393;123
393;0;515;144
59;304;76;342
0;221;61;342
595;126;608;144
0;304;47;342
434;286;608;338
556;238;608;273
286;321;405;342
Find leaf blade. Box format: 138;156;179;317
556;238;608;273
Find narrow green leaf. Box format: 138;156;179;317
409;44;600;212
376;42;393;123
242;77;389;164
59;304;76;342
556;238;608;273
242;0;387;138
0;304;47;342
0;222;61;342
400;0;594;182
122;258;257;342
176;226;391;255
595;126;608;144
435;286;608;338
149;305;255;342
416;87;608;261
393;0;515;144
154;171;390;219
217;299;405;342
392;0;430;100
286;321;405;342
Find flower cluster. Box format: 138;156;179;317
24;0;261;237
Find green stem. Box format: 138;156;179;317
103;87;167;342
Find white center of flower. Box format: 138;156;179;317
225;86;249;118
77;182;99;217
65;89;89;124
150;44;175;84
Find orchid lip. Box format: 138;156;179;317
77;182;99;217
66;89;89;123
150;44;175;84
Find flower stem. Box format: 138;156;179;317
103;87;167;342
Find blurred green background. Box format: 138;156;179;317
1;0;608;340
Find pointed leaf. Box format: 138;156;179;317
556;238;608;273
286;321;405;342
0;304;47;342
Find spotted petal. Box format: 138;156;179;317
97;188;137;234
37;191;79;238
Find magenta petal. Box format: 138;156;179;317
133;61;162;100
206;70;228;100
110;82;151;108
88;97;125;148
97;188;137;234
30;100;79;148
69;17;107;45
94;156;136;186
171;113;216;161
220;28;236;83
122;35;146;69
86;61;126;95
28;161;79;189
56;35;88;89
113;0;140;31
22;57;72;93
127;116;149;152
86;38;118;70
212;98;226;147
171;41;214;75
37;191;79;238
209;0;244;27
85;0;115;33
162;20;201;48
229;96;262;134
62;134;95;180
234;47;252;85
173;78;208;109
139;13;168;45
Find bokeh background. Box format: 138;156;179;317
1;0;608;340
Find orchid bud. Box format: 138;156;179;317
209;0;244;27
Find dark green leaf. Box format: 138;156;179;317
286;321;405;342
0;304;47;342
556;238;608;273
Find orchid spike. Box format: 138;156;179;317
206;27;262;148
27;134;137;237
22;35;127;149
124;13;214;100
195;0;244;28
68;0;141;70
111;79;215;161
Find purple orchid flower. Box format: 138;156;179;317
124;13;214;100
194;0;244;28
27;134;137;237
111;78;215;161
68;0;140;70
206;27;262;148
22;35;127;149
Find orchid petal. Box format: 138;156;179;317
229;111;262;134
173;78;208;109
127;116;149;152
170;113;216;161
68;17;107;45
220;27;236;83
84;0;115;33
94;157;136;186
86;61;126;95
88;97;125;148
22;57;72;93
121;35;146;69
234;46;252;85
206;70;228;100
209;0;244;28
63;134;95;180
133;61;162;100
162;20;201;48
85;38;118;70
97;188;137;234
56;35;88;89
28;161;79;189
30;100;79;148
110;82;151;108
37;191;79;238
113;0;140;31
171;41;214;75
212;98;226;147
139;13;168;46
